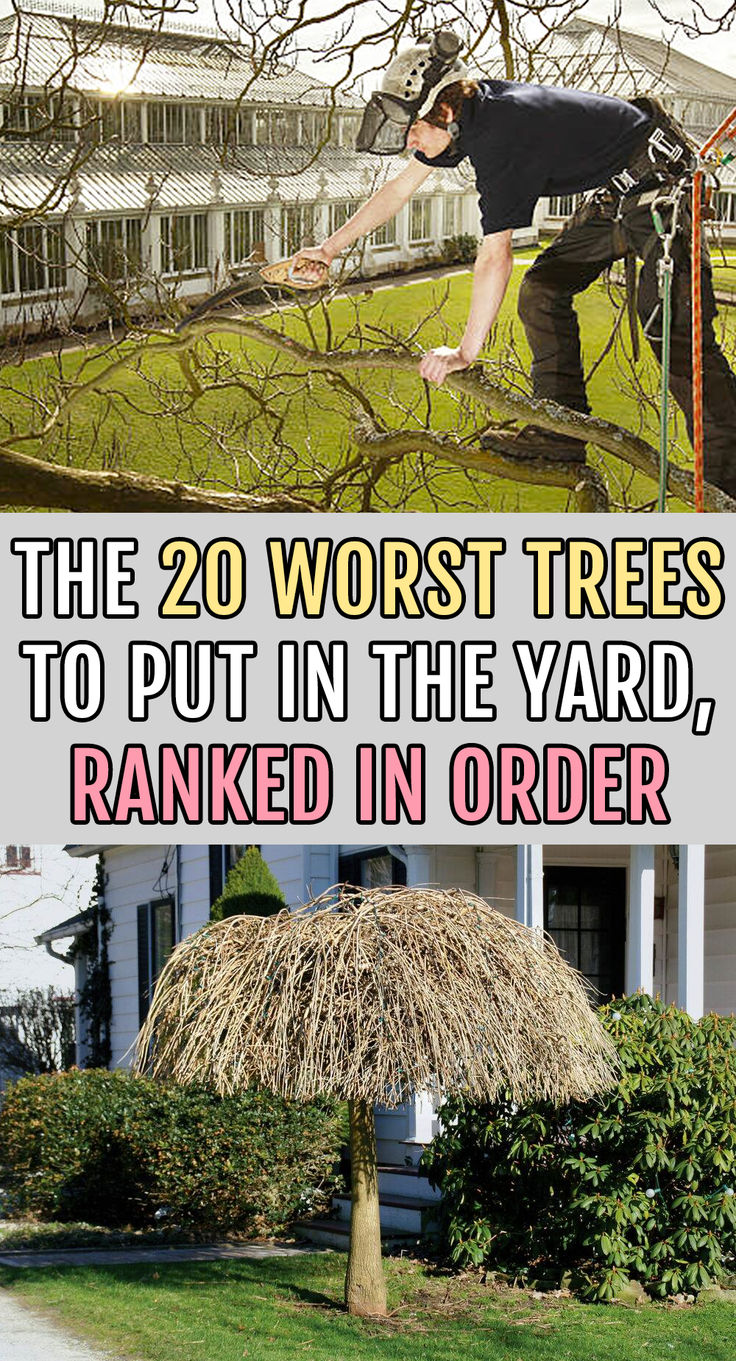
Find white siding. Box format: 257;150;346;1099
178;845;213;936
261;844;338;908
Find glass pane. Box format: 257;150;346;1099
0;230;15;294
549;928;580;969
16;224;45;292
148;103;165;143
362;855;393;888
124;101;142;141
126;219;143;273
152;900;174;978
580;931;606;976
167;104;184;144
546;898;577;929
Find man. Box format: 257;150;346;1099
297;33;736;495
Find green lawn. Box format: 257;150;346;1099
2;1255;736;1361
2;252;733;511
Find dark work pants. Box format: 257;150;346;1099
517;192;736;497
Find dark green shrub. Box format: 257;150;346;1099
438;234;478;266
211;848;285;920
0;1068;342;1234
424;996;736;1299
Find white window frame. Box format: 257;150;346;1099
86;217;144;283
1;221;67;299
409;196;434;244
160;213;209;276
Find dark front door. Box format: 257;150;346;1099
544;866;626;1003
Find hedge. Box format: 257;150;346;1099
424;995;736;1299
0;1068;343;1234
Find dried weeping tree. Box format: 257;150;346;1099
136;884;618;1317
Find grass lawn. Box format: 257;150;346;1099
2;1254;736;1361
3;247;730;511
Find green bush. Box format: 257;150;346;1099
0;1069;342;1234
424;996;736;1299
211;848;286;920
438;234;478;266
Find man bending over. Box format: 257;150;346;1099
297;30;736;497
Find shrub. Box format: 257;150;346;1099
211;848;286;920
0;1068;342;1234
424;996;736;1299
438;234;478;266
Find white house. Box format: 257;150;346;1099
60;840;734;1243
0;843;95;996
0;3;483;336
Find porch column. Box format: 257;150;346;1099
404;846;434;887
677;844;705;1018
626;845;655;995
515;845;543;933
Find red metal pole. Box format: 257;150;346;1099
691;169;704;513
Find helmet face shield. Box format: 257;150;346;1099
356;92;413;154
357;30;467;156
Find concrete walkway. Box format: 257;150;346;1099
0;1239;322;1269
0;1290;124;1361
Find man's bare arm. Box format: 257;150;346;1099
296;159;435;274
419;230;514;386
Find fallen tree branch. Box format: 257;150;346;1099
2;315;734;513
353;426;611;512
0;446;320;513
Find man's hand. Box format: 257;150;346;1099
418;345;470;387
291;245;333;284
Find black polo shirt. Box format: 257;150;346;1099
415;79;651;234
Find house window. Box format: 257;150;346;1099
281;204;316;256
1;95;75;141
224;209;265;264
86;217;143;282
87;99;143;144
548;193;583;218
370;216;397;248
329;200;359;234
160;214;209;274
0;222;66;297
208;845;254;903
0;845;33;873
207;105;233;145
443;195;460;238
137;897;176;1023
338;848;407;889
410;197;434;243
337;113;359;148
302;111;329;146
713;191;736;224
147;103;202;145
544;866;626;1003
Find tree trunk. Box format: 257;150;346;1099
344;1098;387;1317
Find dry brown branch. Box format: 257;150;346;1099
136;885;618;1108
0;445;320;512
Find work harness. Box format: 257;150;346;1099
601;97;736;510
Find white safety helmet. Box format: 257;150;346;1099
356;29;468;155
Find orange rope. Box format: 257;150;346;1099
691;169;704;513
692;107;736;514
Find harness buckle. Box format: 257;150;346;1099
648;126;686;166
610;167;639;195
